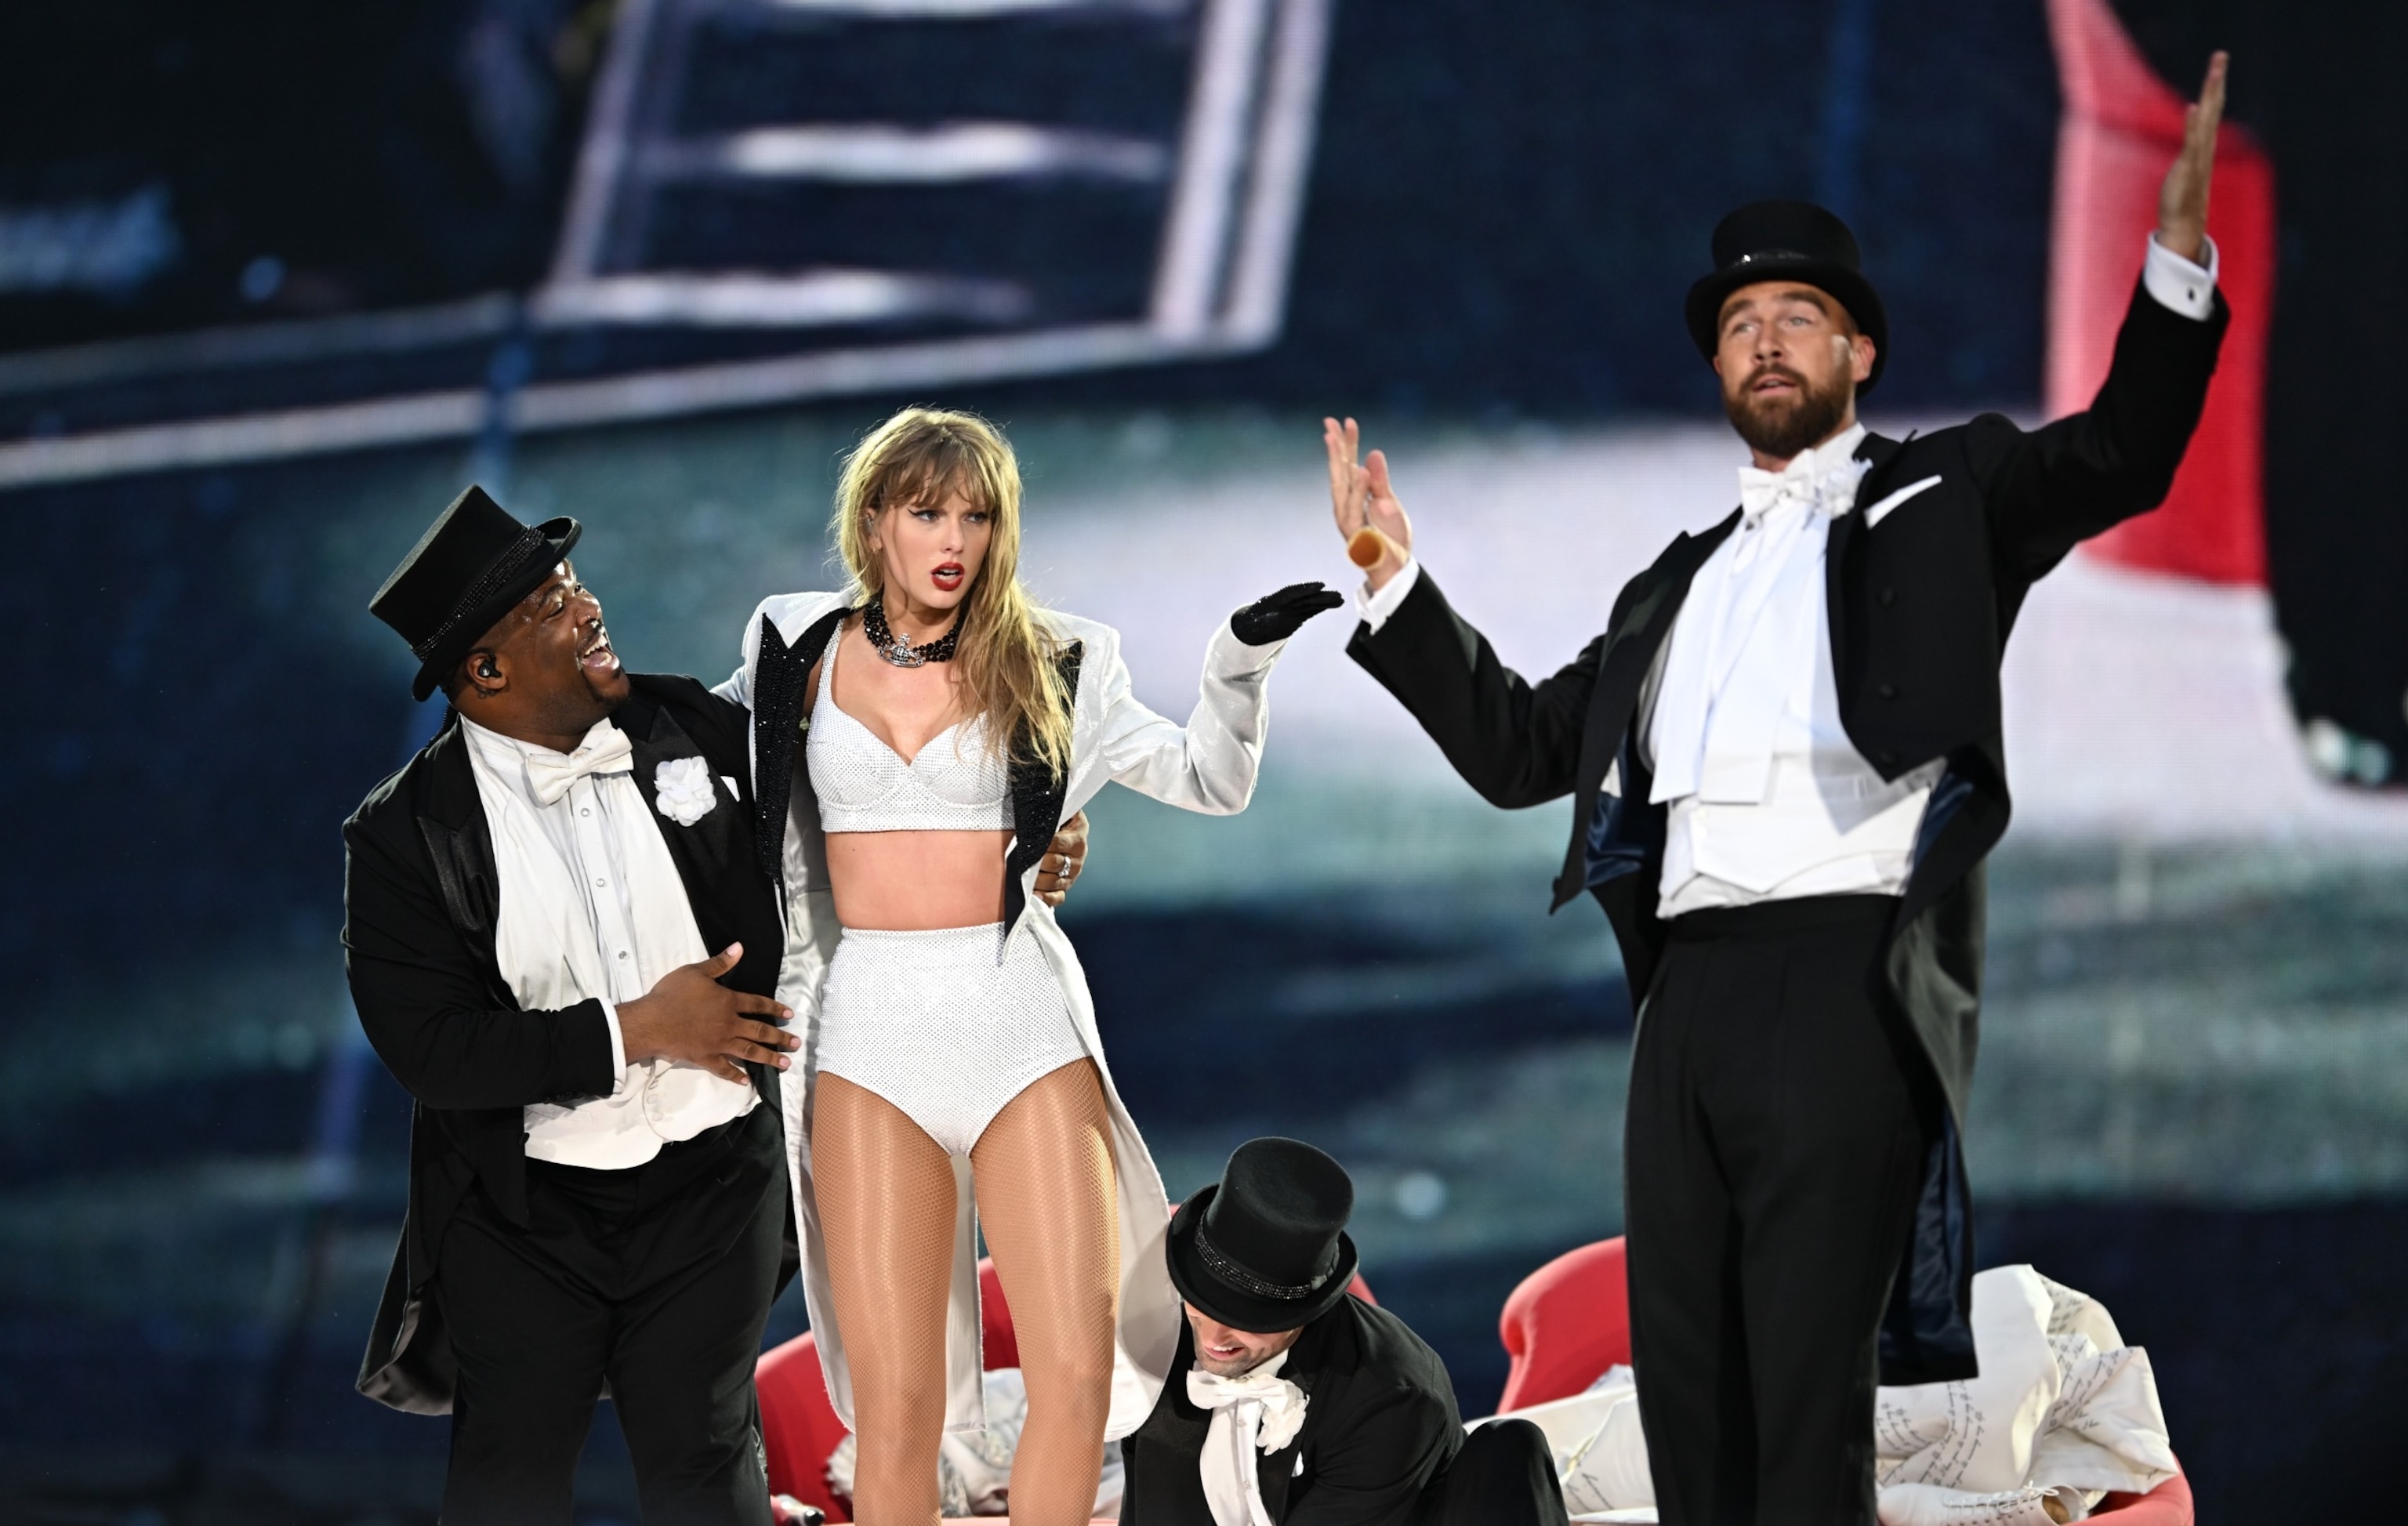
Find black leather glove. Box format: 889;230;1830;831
1229;582;1345;646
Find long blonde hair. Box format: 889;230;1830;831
832;407;1073;776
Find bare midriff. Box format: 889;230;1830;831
825;830;1014;931
810;623;1019;932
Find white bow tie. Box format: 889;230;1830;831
1188;1367;1310;1449
1737;451;1870;527
522;724;634;807
1191;1362;1308;1526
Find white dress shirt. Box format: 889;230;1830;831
461;715;757;1169
1642;421;1946;914
1189;1349;1308;1526
1354;234;2219;916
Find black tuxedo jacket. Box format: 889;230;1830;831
1121;1297;1461;1526
1350;277;2227;1383
341;672;786;1413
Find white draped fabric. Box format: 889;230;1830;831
1493;1265;2178;1523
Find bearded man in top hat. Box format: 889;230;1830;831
1119;1137;1567;1526
1322;54;2232;1526
343;487;1093;1521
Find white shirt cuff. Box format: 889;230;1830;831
598;999;629;1087
1354;557;1423;635
2142;232;2218;321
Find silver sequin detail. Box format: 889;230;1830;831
806;633;1012;832
815;922;1085;1157
1192;1221;1332;1301
410;526;554;660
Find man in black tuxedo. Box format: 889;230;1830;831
346;487;802;1524
1119;1138;1565;1526
344;487;1093;1521
1324;56;2232;1526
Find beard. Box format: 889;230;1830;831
1723;363;1855;461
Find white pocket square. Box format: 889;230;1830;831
1862;475;1943;527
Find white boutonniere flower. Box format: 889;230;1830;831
1257;1383;1308;1452
654;756;718;827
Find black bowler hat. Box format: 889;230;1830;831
1168;1138;1359;1334
369;485;582;701
1685;200;1889;395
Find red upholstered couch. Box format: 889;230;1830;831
757;1258;1376;1523
1496;1238;2194;1524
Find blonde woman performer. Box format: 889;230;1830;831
719;408;1339;1524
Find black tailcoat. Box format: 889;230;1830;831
1348;278;2227;1382
341;672;787;1413
1121;1296;1461;1526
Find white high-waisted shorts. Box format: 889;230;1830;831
814;922;1089;1157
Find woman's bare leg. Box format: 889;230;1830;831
970;1059;1122;1526
814;1073;959;1526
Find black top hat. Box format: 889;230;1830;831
369;485;582;701
1168;1138;1359;1334
1684;199;1889;395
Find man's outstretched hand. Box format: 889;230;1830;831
617;943;798;1085
1036;810;1089;908
2157;50;2228;263
1323;417;1415;593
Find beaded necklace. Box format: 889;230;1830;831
862;596;964;667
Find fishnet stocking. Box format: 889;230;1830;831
971;1059;1122;1526
814;1073;958;1526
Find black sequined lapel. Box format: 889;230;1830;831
749;606;852;883
1001;640;1085;935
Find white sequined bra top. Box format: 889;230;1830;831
806;631;1014;832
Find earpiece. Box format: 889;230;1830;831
477;658;500;680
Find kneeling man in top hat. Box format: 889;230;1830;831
1120;1138;1565;1526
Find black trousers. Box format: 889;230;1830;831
1416;1418;1568;1526
437;1104;785;1526
1624;896;1927;1526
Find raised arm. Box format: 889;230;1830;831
1091;585;1339;814
1327;419;1605;809
1350;573;1606;810
1978;51;2232;578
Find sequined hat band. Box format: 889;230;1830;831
1192;1219;1332;1303
407;525;553;662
